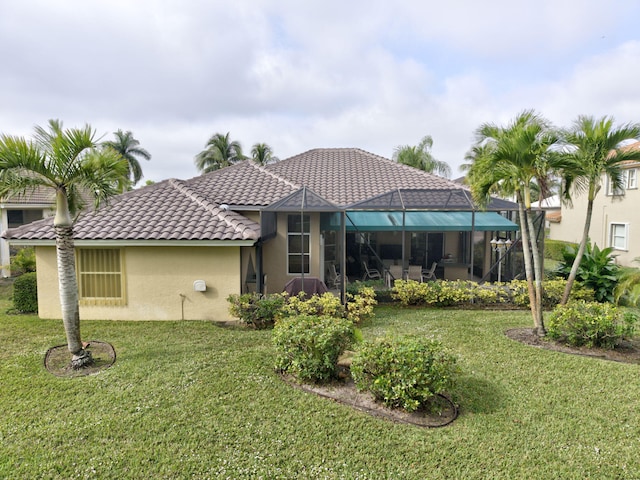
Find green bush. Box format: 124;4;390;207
12;272;38;313
273;315;355;382
392;278;594;309
547;301;637;349
350;336;459;412
544;240;577;262
9;247;36;276
227;293;285;329
555;242;620;303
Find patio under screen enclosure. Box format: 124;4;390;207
258;187;545;296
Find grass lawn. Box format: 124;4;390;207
1;290;639;478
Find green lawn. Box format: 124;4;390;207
1;293;639;478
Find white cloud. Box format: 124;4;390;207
2;0;640;182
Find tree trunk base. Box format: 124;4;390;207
71;349;94;370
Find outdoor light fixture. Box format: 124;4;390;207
490;237;512;282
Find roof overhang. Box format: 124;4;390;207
6;239;258;247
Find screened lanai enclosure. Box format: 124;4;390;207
259;186;545;297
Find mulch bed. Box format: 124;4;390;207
505;328;640;364
44;341;116;377
282;372;458;428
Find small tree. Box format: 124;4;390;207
0;120;128;368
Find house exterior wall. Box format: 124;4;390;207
35;245;242;321
549;169;640;267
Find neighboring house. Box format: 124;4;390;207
4;148;520;321
531;194;561;237
0;187;55;276
548;158;640;267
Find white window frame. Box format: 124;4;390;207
626;168;637;189
609;222;629;251
606;174;625;196
287;214;310;275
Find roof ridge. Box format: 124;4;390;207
168;178;257;239
246;160;300;188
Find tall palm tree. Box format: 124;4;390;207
558;116;640;304
467;110;561;335
195;132;246;173
102;129;151;189
251;142;279;166
393;135;452;177
0;120;129;368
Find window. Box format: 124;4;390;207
627;168;637;189
77;249;125;305
606;175;624;196
609;223;629;251
287;215;310;274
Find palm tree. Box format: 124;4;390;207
251;142;279;166
0;120;129;368
195;132;246;173
558;116;640;304
393;135;452;177
103;129;151;189
467;110;561;335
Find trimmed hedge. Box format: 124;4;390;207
544;239;577;262
13;272;38;313
391;278;594;309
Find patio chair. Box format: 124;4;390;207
406;265;423;282
327;264;343;288
422;262;438;281
385;264;404;287
362;261;382;281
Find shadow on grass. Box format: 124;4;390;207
454;375;506;414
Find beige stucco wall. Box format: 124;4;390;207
549;175;640;267
35;245;242;321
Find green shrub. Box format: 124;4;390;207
227;292;285;329
12;272;38;313
345;286;377;323
272;315;355;382
555;242;620;303
281;292;346;318
547;301;637;349
9;247;36;276
544;240;577;262
350;336;459;412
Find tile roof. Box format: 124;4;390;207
183;160;298;207
4;178;260;242
5;147;518;243
266;148;461;206
1;186;55;206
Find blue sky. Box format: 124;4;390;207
1;0;640;183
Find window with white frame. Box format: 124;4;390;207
609;223;629;251
606;174;625;196
287;215;310;274
627;168;637;189
77;248;126;305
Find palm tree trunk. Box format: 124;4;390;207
561;198;594;305
525;207;545;335
517;201;543;335
54;191;91;368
